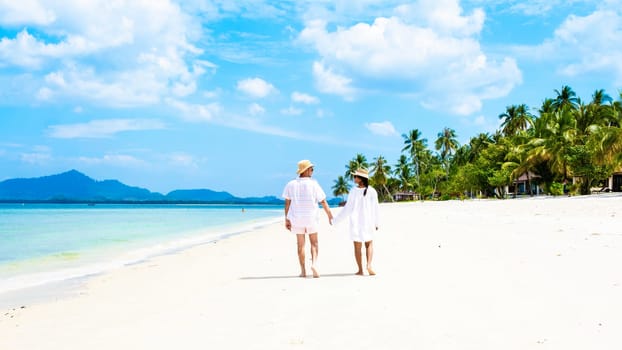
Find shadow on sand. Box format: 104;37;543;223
239;273;358;280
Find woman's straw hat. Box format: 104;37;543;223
352;168;369;179
297;160;315;175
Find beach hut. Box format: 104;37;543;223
589;168;622;193
393;192;417;201
607;168;622;192
511;172;542;196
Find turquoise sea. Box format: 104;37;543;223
0;204;281;294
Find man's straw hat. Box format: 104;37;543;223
352;168;369;179
297;160;315;175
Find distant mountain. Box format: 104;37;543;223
237;196;285;204
0;170;163;201
0;170;285;204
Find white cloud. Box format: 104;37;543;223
166;98;221;122
248;102;266;116
165;152;204;168
468;115;500;133
77;154;146;167
180;0;287;20
299;1;522;115
48;119;165;139
203;89;221;99
236;77;277;98
0;0;56;26
0;0;213;107
312;61;356;100
291;91;319;104
473;115;486;126
281;106;303;116
518;6;622;83
394;1;485;36
20;152;52;164
365;121;398;136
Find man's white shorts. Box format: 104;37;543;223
291;225;319;235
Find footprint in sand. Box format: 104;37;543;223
289;338;304;345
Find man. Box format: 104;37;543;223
283;160;333;278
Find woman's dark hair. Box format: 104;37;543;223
355;176;369;196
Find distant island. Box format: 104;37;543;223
0;170;300;205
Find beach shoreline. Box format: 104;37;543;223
0;213;283;309
2;196;621;349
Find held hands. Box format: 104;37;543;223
327;211;334;226
285;219;292;231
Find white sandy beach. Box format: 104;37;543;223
1;196;621;349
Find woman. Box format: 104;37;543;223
333;168;380;276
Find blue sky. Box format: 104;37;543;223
1;0;621;197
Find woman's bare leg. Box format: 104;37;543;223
296;234;306;277
308;233;320;278
354;242;364;275
365;241;375;275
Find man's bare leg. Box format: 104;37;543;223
354;242;364;275
365;241;375;276
308;233;320;278
296;234;306;277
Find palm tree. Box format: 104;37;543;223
583;89;614;131
345;153;369;179
502;132;538;197
539;98;555;115
435;127;459;175
591;89;612;106
552;85;580;111
371;155;394;202
393;155;413;191
452;144;472;167
332;176;351;202
401;129;427;186
469;133;492;161
527;108;578;180
499;104;534;136
591;94;622;166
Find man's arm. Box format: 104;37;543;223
320;199;333;225
284;199;292;231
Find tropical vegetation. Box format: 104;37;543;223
335;86;622;201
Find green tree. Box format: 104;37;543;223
371;155;394;202
469;133;493;161
393;155;413;192
435;127;459;175
402;129;427;187
499;104;534;136
567;145;611;195
552;85;580;111
590;93;622;169
345;153;369;180
332;176;351;201
527;108;578;180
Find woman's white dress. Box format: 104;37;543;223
334;186;380;242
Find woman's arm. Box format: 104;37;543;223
333;192;354;225
373;189;380;230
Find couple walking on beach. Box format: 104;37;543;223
282;160;380;278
